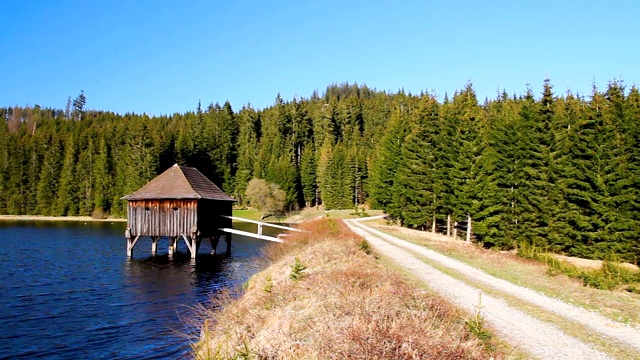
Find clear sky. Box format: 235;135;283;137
1;0;639;115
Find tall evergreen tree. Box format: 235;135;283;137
299;143;317;207
393;95;440;230
54;135;79;216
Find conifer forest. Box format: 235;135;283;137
1;81;639;262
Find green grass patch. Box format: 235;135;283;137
517;242;640;292
231;209;262;221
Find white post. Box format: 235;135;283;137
431;214;436;233
258;223;263;239
447;214;451;237
453;222;458;240
466;215;472;243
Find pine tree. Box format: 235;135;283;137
299;143;317;207
72;90;86;121
447;83;483;241
92;136;112;215
235;106;260;202
53;135;79;216
323;142;352;209
0;117;9;213
516;86;553;247
393;95;440;229
316;139;333;206
36;135;64;215
368;101;409;211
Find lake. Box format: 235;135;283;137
0;220;276;359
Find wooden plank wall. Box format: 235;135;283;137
127;199;197;237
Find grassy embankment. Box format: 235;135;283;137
365;219;640;327
193;217;508;359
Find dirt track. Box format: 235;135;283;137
345;216;640;359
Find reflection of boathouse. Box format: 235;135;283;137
122;164;235;259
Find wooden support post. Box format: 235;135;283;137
191;237;197;259
447;214;451;237
127;235;140;257
225;233;231;255
209;236;220;255
151;236;159;255
168;237;176;256
180;234;194;259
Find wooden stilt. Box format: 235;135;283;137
151;236;159;255
209;236;220;255
191;237;197;259
127;235;141;257
180;234;201;259
225;233;231;255
168;237;176;255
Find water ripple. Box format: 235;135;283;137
0;221;271;359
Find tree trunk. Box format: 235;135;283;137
431;214;436;233
447;214;451;237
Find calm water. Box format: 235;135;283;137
0;221;276;359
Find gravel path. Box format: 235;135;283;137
344;217;637;360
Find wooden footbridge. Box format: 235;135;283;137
121;165;301;260
218;215;303;243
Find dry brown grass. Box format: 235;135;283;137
194;218;506;360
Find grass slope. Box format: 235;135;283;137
193;218;507;359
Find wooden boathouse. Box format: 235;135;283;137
122;164;235;259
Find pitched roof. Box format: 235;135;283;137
122;164;235;201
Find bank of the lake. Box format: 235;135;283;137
194;218;507;359
0;220;276;359
0;215;127;222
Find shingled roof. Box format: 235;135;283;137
122;164;235;201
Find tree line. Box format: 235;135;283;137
1;81;638;261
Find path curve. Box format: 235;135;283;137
345;217;637;359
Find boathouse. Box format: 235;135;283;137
122;164;235;259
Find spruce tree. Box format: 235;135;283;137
368;101;409;211
299;143;317;207
54;135;79;216
393;95;440;229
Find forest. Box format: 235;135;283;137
1;80;639;262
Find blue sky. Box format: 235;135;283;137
1;0;639;115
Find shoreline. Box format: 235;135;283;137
0;215;127;222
